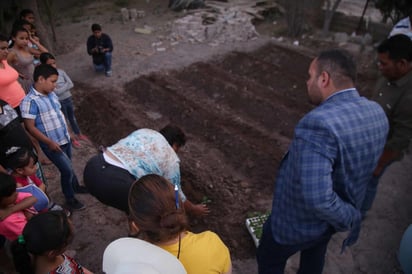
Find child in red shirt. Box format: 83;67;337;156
5;146;68;214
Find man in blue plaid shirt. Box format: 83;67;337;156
257;49;389;274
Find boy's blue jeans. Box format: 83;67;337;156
94;52;112;73
60;97;81;135
40;143;78;200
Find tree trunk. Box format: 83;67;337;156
305;0;324;28
322;0;342;37
283;0;306;37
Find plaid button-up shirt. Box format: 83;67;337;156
20;86;70;146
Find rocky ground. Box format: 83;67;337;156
1;1;411;273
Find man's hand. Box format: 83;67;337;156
373;149;401;176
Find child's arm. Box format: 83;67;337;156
82;267;94;274
23;118;62;152
28;35;48;56
6;51;17;65
39;183;46;192
0;164;7;174
54;70;74;97
0;196;37;221
31;175;47;192
7;52;28;79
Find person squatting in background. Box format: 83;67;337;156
86;23;113;77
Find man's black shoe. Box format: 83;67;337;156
65;198;86;211
74;185;89;194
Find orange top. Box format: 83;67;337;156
0;60;26;108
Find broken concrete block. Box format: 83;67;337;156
129;9;137;21
120;8;129;24
134;27;152;34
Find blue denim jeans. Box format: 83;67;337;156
40;143;79;200
94;52;112;73
257;218;333;274
60;97;81;135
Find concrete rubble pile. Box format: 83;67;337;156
170;7;259;45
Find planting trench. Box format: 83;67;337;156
75;43;315;259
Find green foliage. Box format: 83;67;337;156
201;196;212;204
375;0;412;24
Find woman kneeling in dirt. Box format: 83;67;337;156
83;124;209;220
127;174;232;274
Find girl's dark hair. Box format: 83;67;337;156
4;146;37;171
0;34;8;42
39;52;55;64
0;173;16;200
20;9;34;19
9;27;29;49
10;25;29;37
128;174;188;244
10;211;73;274
159;124;186;148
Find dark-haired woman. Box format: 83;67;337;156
128;174;232;274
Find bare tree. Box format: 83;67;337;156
281;0;325;38
283;0;306;37
322;0;343;37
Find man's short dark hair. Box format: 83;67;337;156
316;49;357;86
19;9;34;18
159;124;186;148
91;23;102;32
33;64;58;82
377;34;412;62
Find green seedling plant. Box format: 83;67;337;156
201;195;212;205
246;211;270;240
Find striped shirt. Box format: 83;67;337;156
20;86;70;146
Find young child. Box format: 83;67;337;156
40;53;89;148
11;20;48;67
0;173;37;241
5;146;68;214
11;211;93;274
20;64;87;211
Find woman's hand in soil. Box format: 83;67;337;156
191;203;210;216
184;200;210;216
